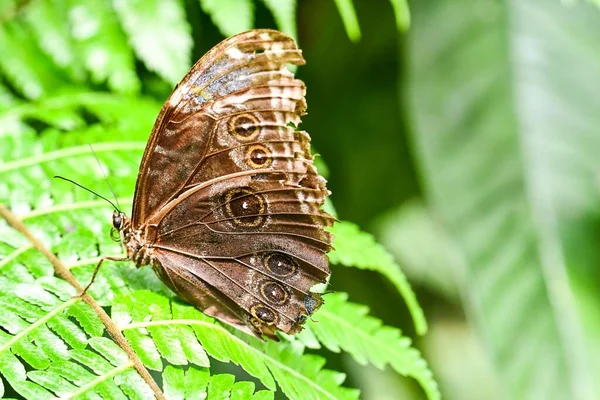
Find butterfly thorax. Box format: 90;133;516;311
113;211;154;267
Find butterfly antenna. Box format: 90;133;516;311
54;176;120;212
88;144;122;212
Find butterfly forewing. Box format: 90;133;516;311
131;30;305;226
123;29;332;339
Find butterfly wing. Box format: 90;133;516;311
134;29;333;338
153;173;332;338
131;29;305;227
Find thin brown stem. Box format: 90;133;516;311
0;205;165;400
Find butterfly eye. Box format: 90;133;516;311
112;212;123;230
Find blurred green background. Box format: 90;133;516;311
3;0;600;399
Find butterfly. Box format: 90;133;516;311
96;29;333;340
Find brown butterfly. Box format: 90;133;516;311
94;29;333;340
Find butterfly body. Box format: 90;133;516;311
111;30;333;340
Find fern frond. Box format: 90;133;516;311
374;201;463;299
0;82;18;113
329;221;428;335
389;0;411;30
0;19;66;99
113;0;192;85
260;0;297;39
115;290;359;400
306;292;440;400
0;272;152;399
23;0;84;82
199;0;254;37
67;0;141;93
332;0;361;42
163;367;274;400
0;256;279;399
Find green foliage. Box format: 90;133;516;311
330;221;428;335
0;19;65;99
407;0;600;398
199;0;254;37
389;0;410;30
162;369;275;400
113;0;192;85
0;2;436;399
374;201;464;300
305;292;439;399
332;0;411;42
115;291;359;399
0;278;272;399
260;0;297;40
67;0;140;93
332;0;362;42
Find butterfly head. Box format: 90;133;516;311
112;210;125;230
110;210;131;242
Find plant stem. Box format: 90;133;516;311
0;204;165;400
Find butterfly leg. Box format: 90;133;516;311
76;255;129;297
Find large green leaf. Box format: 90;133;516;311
408;0;600;399
374;201;463;300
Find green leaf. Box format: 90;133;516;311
261;0;297;39
252;390;275;400
67;301;105;338
0;20;66;99
199;0;254;37
163;365;188;399
113;368;154;399
389;0;410;31
116;291;360;400
27;370;78;397
0;274;139;398
309;292;439;400
88;337;129;367
207;374;236;399
332;0;361;42
408;0;600;398
113;0;192;84
330;221;427;335
163;366;272;400
184;366;210;400
374;201;463;299
23;0;84;82
67;0;140;93
0;352;53;399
